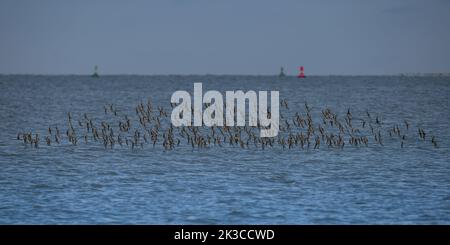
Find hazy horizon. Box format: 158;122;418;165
1;0;450;75
1;72;449;76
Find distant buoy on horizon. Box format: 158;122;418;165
298;66;305;78
279;67;286;77
92;65;99;78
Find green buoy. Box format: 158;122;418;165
279;67;286;77
92;65;99;78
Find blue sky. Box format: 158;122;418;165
1;0;449;75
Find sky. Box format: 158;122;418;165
1;0;449;75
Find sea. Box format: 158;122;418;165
0;75;449;224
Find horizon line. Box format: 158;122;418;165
1;72;450;77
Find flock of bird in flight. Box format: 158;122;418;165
16;98;439;151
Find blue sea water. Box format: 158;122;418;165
0;75;449;224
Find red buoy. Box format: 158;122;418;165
298;66;305;78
